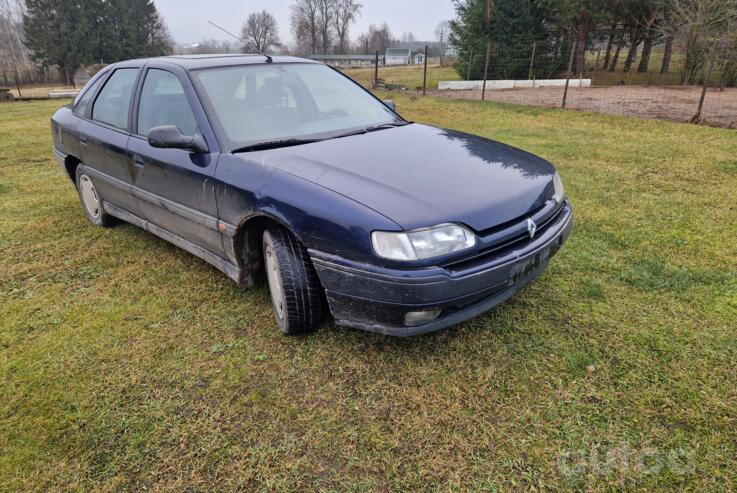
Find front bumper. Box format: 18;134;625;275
310;202;573;337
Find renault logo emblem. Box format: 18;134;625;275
527;218;537;239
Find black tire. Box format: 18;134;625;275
262;226;322;335
75;166;115;227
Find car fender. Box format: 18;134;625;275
214;153;402;280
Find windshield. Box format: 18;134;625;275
191;63;402;151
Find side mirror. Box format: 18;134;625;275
383;99;397;112
148;125;208;153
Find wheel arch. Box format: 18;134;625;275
232;212;305;287
64;155;82;183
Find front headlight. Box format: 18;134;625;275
372;223;477;261
553;171;566;204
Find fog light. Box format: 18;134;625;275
404;309;442;326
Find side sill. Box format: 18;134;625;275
103;201;242;284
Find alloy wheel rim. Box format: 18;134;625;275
79;175;100;219
265;245;285;320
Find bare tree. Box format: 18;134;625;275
0;0;30;90
354;23;393;54
356;31;370;53
147;11;174;55
241;10;280;53
316;0;335;53
333;0;360;54
291;0;319;54
666;0;737;120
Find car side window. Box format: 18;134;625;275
91;68;139;130
137;69;198;138
73;75;105;117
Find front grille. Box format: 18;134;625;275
443;202;566;273
476;202;547;238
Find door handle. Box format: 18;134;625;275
133;156;145;167
79;136;88;146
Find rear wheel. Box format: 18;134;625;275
263;227;322;335
75;167;114;227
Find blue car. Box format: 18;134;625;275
51;54;573;337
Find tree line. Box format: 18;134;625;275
289;0;361;55
204;2;446;58
1;0;171;85
224;0;364;55
450;0;737;86
2;0;445;87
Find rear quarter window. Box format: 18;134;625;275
73;75;105;118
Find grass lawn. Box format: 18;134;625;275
1;97;735;492
6;84;76;98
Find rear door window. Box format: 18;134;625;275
92;68;139;130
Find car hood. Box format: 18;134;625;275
242;123;556;232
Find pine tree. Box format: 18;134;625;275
24;0;93;83
451;0;565;80
23;0;172;82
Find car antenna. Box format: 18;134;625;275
207;20;273;63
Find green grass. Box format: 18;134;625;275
1;98;736;492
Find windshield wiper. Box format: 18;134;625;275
329;121;413;140
231;122;413;153
366;121;412;132
231;138;320;154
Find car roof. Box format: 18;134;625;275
117;54;319;70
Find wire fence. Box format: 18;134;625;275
335;45;737;129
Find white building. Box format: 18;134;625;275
385;48;412;66
309;54;384;68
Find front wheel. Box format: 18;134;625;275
262;227;323;335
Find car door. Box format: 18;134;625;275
126;64;224;257
76;66;142;217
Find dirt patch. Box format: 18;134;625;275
431;85;737;128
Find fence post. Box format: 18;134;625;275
691;57;714;123
422;45;428;95
373;51;379;88
481;41;491;101
562;39;577;109
528;41;537;80
466;47;474;81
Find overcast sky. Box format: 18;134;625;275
153;0;455;48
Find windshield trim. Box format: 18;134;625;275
188;62;408;153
